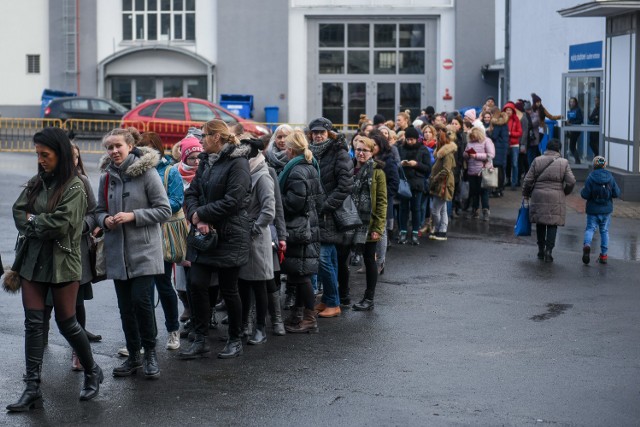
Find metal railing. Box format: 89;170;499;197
0;118;361;154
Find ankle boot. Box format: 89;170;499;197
7;310;44;412
113;352;142;377
283;292;296;310
218;338;243;359
178;334;210;359
57;316;102;400
80;364;104;401
285;309;319;334
544;248;554;263
284;307;303;327
537;244;545;260
142;348;160;379
267;291;286;336
248;325;267;345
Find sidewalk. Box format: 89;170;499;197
489;181;640;220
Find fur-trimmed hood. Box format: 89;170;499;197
222;142;252;160
435;142;457;159
491;112;509;126
99;146;160;177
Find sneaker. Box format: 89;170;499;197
597;254;608;264
118;347;144;357
434;232;448;241
582;245;591;265
411;232;420;246
428;233;437;240
397;231;408;245
482;209;490;222
166;331;180;350
471;210;480;220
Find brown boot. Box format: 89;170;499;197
284;307;303;327
285;309;319;334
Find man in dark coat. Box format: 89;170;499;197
307;117;354;318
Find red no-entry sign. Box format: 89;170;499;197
443;59;453;70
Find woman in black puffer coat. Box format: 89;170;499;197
181;119;252;360
279;130;323;333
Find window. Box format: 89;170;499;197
188;102;215;122
215;108;236;124
63;99;90;110
91;100;113;112
155;102;185;120
123;0;195;41
319;22;426;76
139;103;159;117
26;55;40;74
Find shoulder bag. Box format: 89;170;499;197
333;195;362;232
161;167;190;263
397;165;413;200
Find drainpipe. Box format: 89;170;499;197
504;0;510;105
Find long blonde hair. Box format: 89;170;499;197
202;119;239;145
285;130;313;162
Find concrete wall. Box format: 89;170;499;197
510;0;605;114
216;0;289;122
454;0;496;109
0;0;49;116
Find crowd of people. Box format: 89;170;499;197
3;91;618;411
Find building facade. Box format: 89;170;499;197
0;0;498;124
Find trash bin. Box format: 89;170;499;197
219;94;253;119
540;119;558;153
40;89;76;117
264;106;279;131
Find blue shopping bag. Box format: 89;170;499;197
514;200;531;236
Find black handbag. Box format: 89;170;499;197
332;195;362;232
187;228;218;252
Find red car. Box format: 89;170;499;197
123;97;271;145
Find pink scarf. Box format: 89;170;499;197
178;162;196;184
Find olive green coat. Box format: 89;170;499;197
12;175;87;284
429;143;457;201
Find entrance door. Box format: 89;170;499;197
375;82;423;124
321;81;368;128
561;72;602;167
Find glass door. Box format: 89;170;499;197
321;82;344;126
375;82;423;125
561;72;602;167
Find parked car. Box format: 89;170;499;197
43;96;128;121
123;97;271;145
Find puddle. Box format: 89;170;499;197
530;303;573;322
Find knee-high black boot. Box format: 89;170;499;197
57;316;103;401
267;291;285;336
7;310;44;412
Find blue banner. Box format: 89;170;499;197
569;41;603;70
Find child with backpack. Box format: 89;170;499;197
581;156;621;264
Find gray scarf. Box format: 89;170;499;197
309;139;332;159
265;143;289;171
351;159;374;245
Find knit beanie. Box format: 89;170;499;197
531;93;542;105
373;114;386;126
404;126;420;140
464;109;477;122
593;156;606;169
180;137;203;163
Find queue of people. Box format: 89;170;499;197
4;91;610;411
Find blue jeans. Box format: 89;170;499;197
152;261;180;333
399;191;424;232
584;214;611;255
510;146;519;187
319;244;340;307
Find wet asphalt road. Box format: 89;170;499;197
0;151;639;426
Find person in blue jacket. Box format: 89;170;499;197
566;97;584;165
137;132;184;351
581;156;620;265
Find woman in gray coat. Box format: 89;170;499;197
96;129;171;379
522;139;575;262
238;139;276;345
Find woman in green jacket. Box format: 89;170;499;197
347;136;387;311
8;128;102;412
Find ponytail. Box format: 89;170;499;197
303;147;312;162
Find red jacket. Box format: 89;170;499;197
503;102;523;147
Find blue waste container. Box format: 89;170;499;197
40;89;76;117
539;119;558;153
219;94;253;119
264;106;279;131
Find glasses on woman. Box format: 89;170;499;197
355;148;371;153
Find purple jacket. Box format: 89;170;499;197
463;137;495;176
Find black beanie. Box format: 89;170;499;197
404;126;420;140
373;114;386;126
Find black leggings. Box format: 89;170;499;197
22;279;79;321
238;279;268;328
361;241;378;300
536;224;558;249
288;275;314;310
